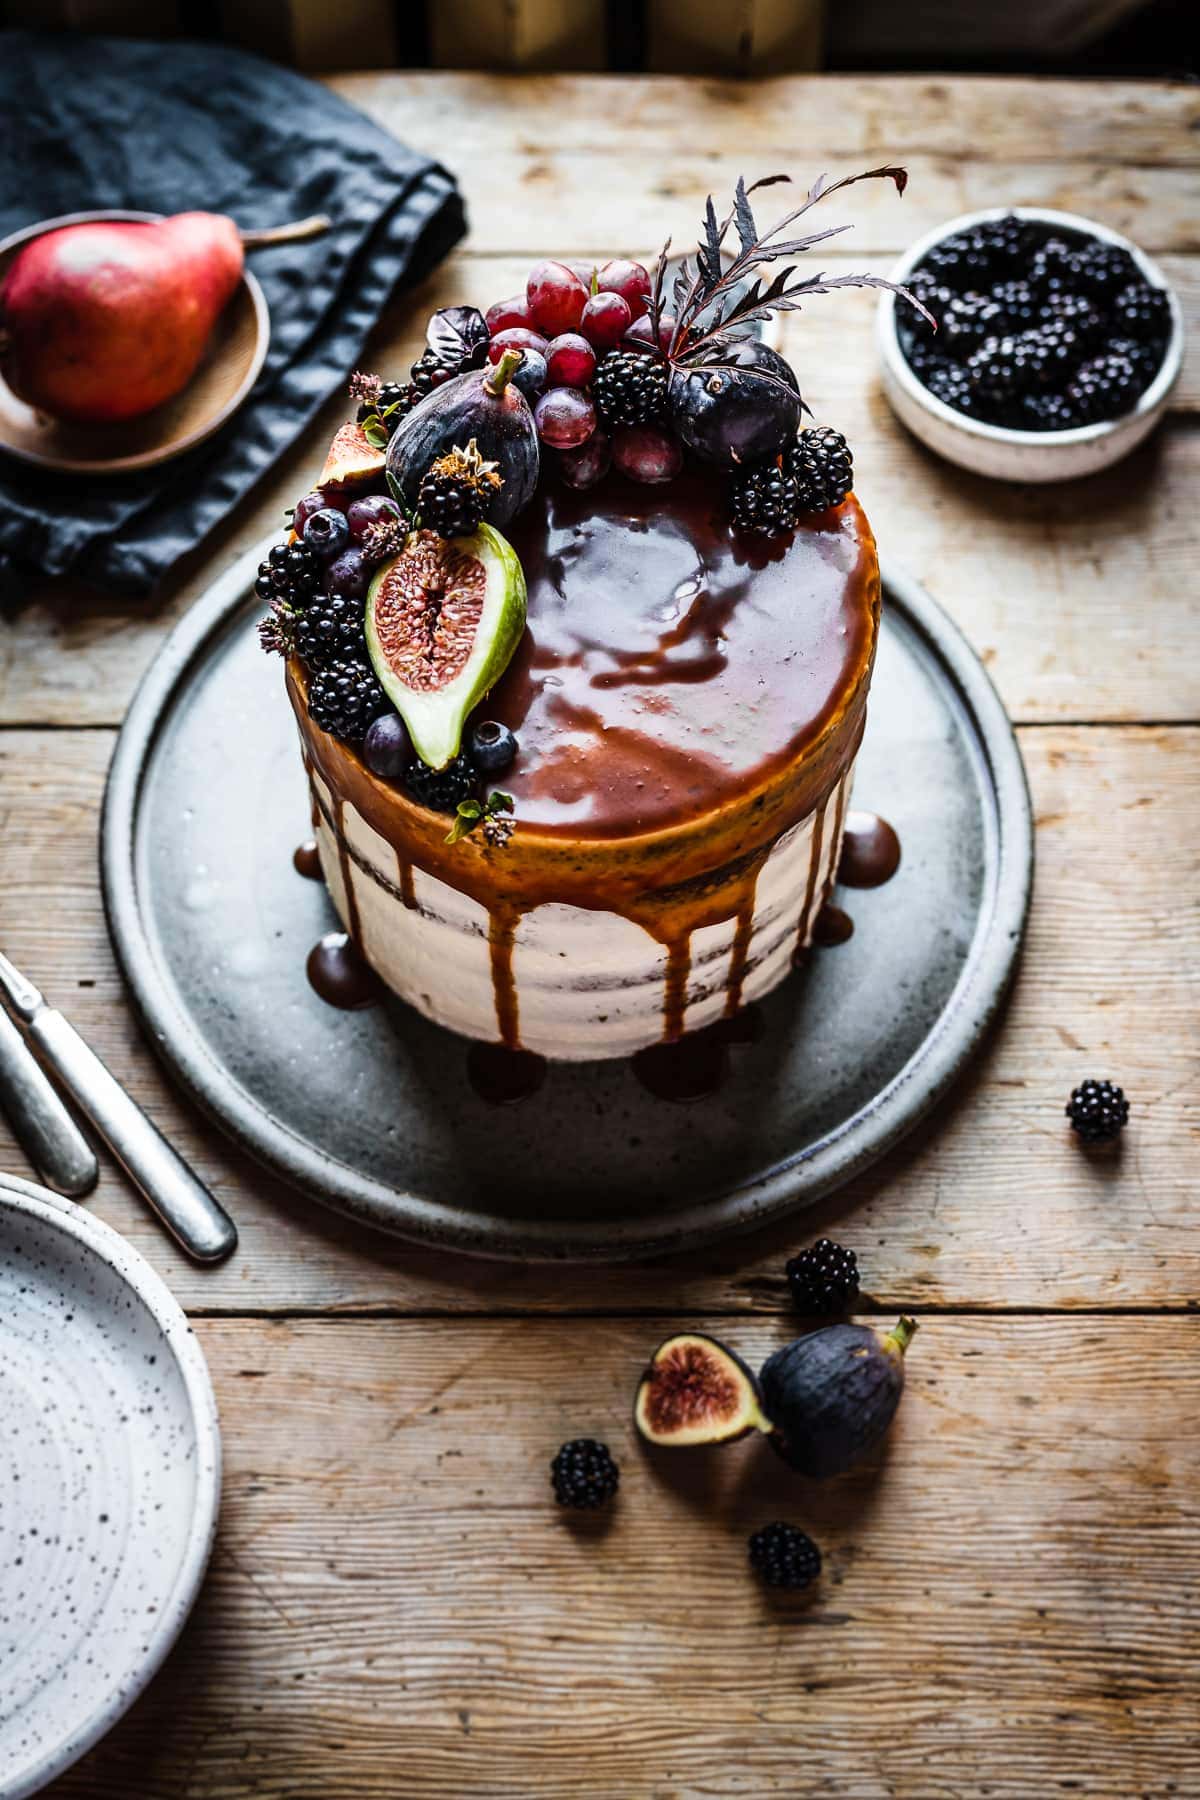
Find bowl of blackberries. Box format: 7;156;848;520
877;207;1182;482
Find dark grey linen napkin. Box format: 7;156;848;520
0;30;466;595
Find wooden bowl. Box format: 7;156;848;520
0;209;269;476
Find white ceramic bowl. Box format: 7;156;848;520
876;206;1184;483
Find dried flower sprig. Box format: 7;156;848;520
641;169;933;390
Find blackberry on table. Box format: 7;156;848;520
787;426;853;513
254;540;321;606
307;658;389;744
1066;1079;1130;1145
551;1439;620;1510
593;349;668;427
293;593;369;672
785;1238;860;1314
730;459;799;534
404;753;478;814
748;1523;822;1591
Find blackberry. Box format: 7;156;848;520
787;426;853;513
254;540;321;606
785;1238;860;1314
967;327;1078;415
940;292;1004;355
308;658;389;744
1020;391;1083;432
1113;280;1171;348
920;230;995;291
1041;291;1104;349
1066;1079;1129;1145
730;459;799;534
409;347;459;403
988;278;1040;333
1029;237;1080;298
748;1523;822;1591
293;593;369;672
1108;334;1162;385
404;753;477;814
416;441;502;539
358;378;413;435
1072;240;1137;301
593;350;668;427
1068;350;1140;424
902;272;955;333
550;1439;619;1510
923;358;980;417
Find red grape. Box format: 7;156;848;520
346;494;403;542
559;430;612;490
628;312;677;354
567;260;597;287
485;294;534;335
526;260;589;337
597;259;651;318
534;387;596;449
544;332;597;390
580;292;632;351
487;327;549;362
612;424;682;484
292;490;327;533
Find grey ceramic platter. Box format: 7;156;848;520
0;1173;219;1799
102;540;1032;1261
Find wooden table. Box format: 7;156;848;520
7;72;1196;1798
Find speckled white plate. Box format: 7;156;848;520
0;1173;220;1798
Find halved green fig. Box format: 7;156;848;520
365;524;526;771
634;1332;771;1447
760;1316;917;1480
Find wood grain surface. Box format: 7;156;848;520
5;71;1197;1800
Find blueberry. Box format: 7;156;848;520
470;719;517;774
302;507;351;560
325;545;368;599
512;348;548;401
363;712;410;781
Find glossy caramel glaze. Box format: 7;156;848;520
497;468;878;836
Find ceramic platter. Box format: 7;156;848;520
102;542;1033;1261
0;211;268;476
0;1174;219;1797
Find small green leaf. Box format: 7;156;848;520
589;266;599;297
444;798;483;845
362;418;389;449
486;790;514;816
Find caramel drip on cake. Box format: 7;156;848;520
396;853;416;910
488;903;526;1049
334;797;363;948
796;793;830;952
661;935;692;1043
725;860;764;1019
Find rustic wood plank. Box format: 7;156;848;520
1;726;1195;1315
44;1314;1200;1799
329;72;1200;168
392;150;1200;256
1;250;1196;731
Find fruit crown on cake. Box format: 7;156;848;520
258;167;919;845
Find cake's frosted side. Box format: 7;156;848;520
305;754;856;1060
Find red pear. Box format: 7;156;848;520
0;213;245;424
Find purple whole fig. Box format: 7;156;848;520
386;349;539;528
760;1316;917;1479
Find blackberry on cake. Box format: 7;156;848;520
254;540;320;606
730;458;800;534
293;593;370;671
788;427;853;513
308;658;389;744
404;753;478;815
417;440;503;538
592;349;668;427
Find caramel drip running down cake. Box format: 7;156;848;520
258;168;912;1062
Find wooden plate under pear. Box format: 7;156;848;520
0;209;269;476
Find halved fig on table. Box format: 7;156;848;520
634;1332;771;1447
